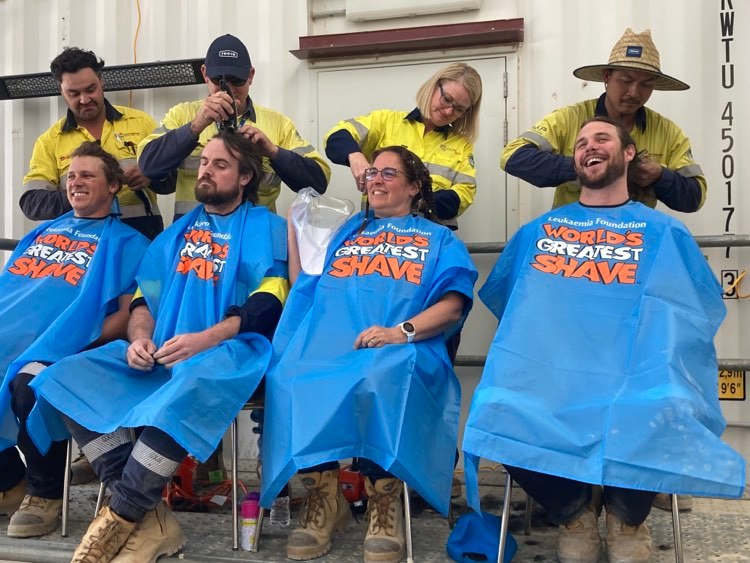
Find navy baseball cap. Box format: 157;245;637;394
205;34;252;79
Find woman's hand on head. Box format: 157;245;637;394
348;152;370;193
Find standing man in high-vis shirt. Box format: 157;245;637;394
502;28;705;213
138;34;330;221
21;47;167;240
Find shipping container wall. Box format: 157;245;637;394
1;0;747;474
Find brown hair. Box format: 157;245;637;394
213;130;263;203
70;141;124;192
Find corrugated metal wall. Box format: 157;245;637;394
0;0;313;238
1;0;748;469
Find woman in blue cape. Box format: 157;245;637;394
0;142;149;538
263;146;477;562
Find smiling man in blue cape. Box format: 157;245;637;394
0;142;149;539
463;117;745;563
30;131;287;562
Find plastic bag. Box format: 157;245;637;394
289;188;354;275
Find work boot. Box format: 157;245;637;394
0;479;26;517
652;493;692;512
111;502;185;562
286;469;351;560
6;495;63;538
363;477;405;563
71;451;98;486
557;507;601;563
72;505;136;563
605;512;653;563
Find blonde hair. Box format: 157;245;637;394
416;62;482;143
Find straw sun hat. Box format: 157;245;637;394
573;28;689;91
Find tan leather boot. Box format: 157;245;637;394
72;505;136;563
557;506;601;563
363;477;405;563
7;494;63;537
286;469;351;560
0;479;26;517
111;502;185;562
605;511;653;563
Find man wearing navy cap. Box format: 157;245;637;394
138;34;330;221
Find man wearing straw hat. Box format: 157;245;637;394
502;28;705;214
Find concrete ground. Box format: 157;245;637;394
0;465;748;562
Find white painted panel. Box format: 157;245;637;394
345;0;481;22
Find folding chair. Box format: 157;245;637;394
494;472;685;563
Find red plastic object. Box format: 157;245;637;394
339;464;367;504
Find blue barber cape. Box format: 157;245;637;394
260;213;477;514
463;201;746;511
30;204;286;461
0;213;148;451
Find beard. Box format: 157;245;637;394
194;177;242;206
576;153;626;190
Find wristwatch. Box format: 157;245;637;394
398;322;415;343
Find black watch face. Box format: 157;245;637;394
403;322;415;333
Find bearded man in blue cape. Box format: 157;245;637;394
30;131;288;562
463;117;745;563
0;142;149;539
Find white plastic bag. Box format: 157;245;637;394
289;188;354;275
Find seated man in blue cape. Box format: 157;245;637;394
261;146;477;562
30;131;288;563
0;142;149;538
462;116;745;563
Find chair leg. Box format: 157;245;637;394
524;492;533;535
94;481;106;515
231;417;239;550
403;482;414;563
252;505;264;552
497;472;512;563
671;493;684;563
61;437;73;537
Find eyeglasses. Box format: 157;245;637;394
210;75;247;87
437;83;469;116
364;167;407;181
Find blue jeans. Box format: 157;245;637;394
65;417;187;523
505;465;656;526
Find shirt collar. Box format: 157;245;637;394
241;96;257;122
405;108;452;136
62;98;123;133
594;93;647;132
